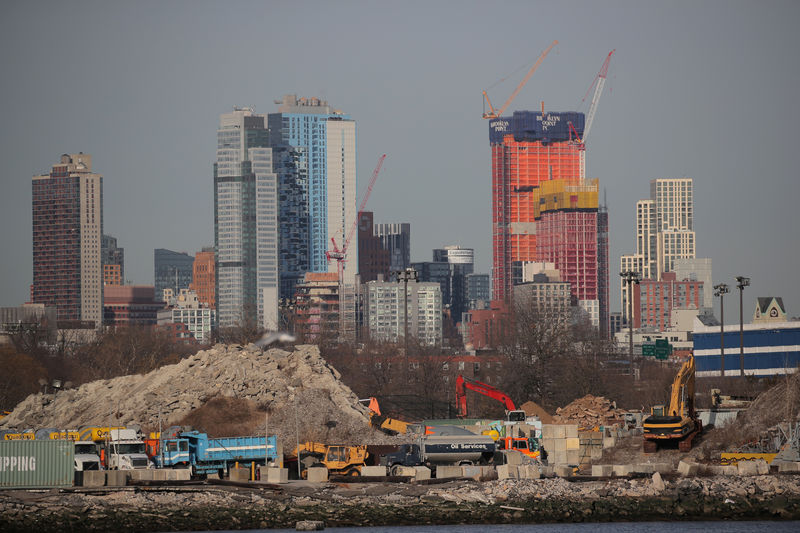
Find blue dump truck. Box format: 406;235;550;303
155;431;282;477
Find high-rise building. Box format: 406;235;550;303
374;222;411;273
357;211;390;283
672;258;713;309
465;273;490;311
431;246;474;324
268;95;357;285
633;272;704;330
214;107;279;330
273;144;310;300
154;249;194;303
621;178;696;322
32;153;103;327
101;234;124;285
489;111;585;301
103;285;162;326
597;202;610;336
366;280;442;346
190;247;215;309
157;289;216;344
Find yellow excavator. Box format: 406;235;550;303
643;355;702;453
360;397;411;436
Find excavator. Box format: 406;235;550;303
455;375;526;422
359;397;412;436
643;355;702;453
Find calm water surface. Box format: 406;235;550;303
193;521;799;533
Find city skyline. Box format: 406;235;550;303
2;1;799;319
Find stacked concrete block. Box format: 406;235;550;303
392;465;417;477
541;424;580;465
612;464;632;476
152;469;167;481
631;464;655;474
128;469;154;481
306;467;328;483
360;466;387;477
555;465;573;478
229;467;250;482
677;460;699;476
496;464;518;480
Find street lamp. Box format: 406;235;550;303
735;276;750;377
394;267;419;358
620;270;641;380
714;283;730;377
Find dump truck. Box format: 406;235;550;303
643;355;702;452
378;434;496;476
289;442;368;478
156;431;281;477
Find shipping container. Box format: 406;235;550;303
0;440;74;488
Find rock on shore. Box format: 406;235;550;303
2;474;800;532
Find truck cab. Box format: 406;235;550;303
156;438;191;467
73;441;103;471
105;429;152;470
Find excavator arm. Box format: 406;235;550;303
456;375;517;418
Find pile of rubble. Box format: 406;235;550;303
0;343;395;451
552;394;627;428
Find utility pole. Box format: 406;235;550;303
714;283;730;377
620;271;641;381
735;276;750;377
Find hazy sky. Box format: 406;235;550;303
2;0;798;319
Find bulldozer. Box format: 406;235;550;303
289;442;368;478
360;397;411;436
643;355;702;453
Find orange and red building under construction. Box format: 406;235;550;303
489;111;608;332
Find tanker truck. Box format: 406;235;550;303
378;434;496;476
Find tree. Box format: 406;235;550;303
0;345;46;411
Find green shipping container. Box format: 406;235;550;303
0;440;74;488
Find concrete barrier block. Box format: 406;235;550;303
82;470;105;487
504;450;524;465
128;469;152;481
720;465;738;476
539;465;554;477
755;459;769;475
392;465;417;477
413;466;432;481
361;466;387;477
229;467;250;482
516;465;540;479
612;464;632;476
565;425;579;439
565;437;580;450
306;467;328;483
566;450;580;465
677;461;699;476
603;437;616;449
461;465;482;480
555;465;573;478
633;464;655;474
590;446;604;459
778;462;800;473
435;465;462;479
106;470;127;487
496;464;517;480
592;465;612;477
175;468;191;481
541;425;557;439
551;439;566;452
652;463;673;474
737;460;758;476
260;467;288;483
152;469;167;481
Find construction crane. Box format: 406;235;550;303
325;154;387;337
568;49;614;180
482;40;558;120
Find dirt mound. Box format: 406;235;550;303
552;394;627;428
519;400;554;424
0;343;398;452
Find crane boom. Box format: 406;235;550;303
582;49;614;143
482;40;558;119
455;375;517;418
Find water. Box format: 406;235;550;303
194;521;799;533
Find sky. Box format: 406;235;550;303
1;0;798;319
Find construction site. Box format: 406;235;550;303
1;341;799;530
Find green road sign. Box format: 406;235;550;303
655;338;669;347
642;344;655;356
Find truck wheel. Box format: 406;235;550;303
346;467;360;477
390;465;403;477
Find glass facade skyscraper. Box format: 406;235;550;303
214;107;279;330
268;95;357;285
153;248;194;302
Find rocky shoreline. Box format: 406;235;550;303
2;474;800;532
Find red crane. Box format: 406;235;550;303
326;154;387;281
455;375;520;419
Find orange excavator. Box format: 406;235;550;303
455;375;526;422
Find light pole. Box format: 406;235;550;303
620;270;641;381
735;276;750;377
394;267;419;357
714;283;730;377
